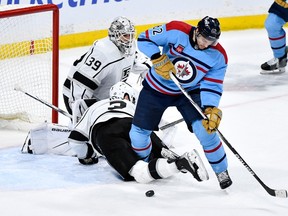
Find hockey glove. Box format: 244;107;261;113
78;144;99;165
78;156;98;165
202;107;222;134
151;54;176;79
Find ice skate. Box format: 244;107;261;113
161;148;178;161
175;149;209;181
261;53;287;74
216;170;233;189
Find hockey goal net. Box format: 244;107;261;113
0;4;59;130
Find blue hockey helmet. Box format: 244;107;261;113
197;16;221;42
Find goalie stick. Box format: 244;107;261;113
14;85;180;130
14;85;72;119
159;118;184;130
169;69;288;198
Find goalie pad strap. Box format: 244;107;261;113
148;158;162;180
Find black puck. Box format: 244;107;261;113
145;190;155;197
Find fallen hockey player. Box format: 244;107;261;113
22;81;209;183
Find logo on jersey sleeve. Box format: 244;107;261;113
175;44;184;53
172;57;197;84
121;66;131;82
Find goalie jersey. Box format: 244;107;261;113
62;37;150;112
68;98;135;158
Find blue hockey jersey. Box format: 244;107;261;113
137;21;228;107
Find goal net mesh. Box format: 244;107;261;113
0;5;58;130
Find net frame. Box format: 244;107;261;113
0;4;59;124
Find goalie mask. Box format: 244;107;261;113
108;16;136;56
109;82;137;104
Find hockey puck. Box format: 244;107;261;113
145;190;155;197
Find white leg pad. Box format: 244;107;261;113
156;158;179;178
129;160;154;183
24;122;75;156
129;159;179;183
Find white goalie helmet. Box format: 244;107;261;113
108;16;136;56
109;81;137;104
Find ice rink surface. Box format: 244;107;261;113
0;28;288;216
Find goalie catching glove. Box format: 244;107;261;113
202;107;222;134
151;53;176;79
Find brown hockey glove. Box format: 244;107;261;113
151;54;176;79
202;107;222;134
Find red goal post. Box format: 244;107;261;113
0;4;59;126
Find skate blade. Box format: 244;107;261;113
192;149;209;181
260;68;286;75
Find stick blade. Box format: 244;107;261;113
275;189;288;198
14;84;22;91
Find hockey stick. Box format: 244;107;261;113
14;85;182;130
159;118;184;130
14;85;72;119
170;71;288;198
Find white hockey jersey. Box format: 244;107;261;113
62;37;150;108
22;99;135;157
69;98;135;158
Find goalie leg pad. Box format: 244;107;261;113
22;122;75;156
129;158;179;183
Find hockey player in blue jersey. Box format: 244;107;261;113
261;0;288;74
129;16;232;189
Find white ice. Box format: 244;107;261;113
0;28;288;216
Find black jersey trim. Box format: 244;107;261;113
148;159;162;180
69;130;89;142
73;71;98;90
93;57;125;78
138;37;159;47
169;44;212;70
200;88;222;96
63;78;71;89
209;154;226;165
